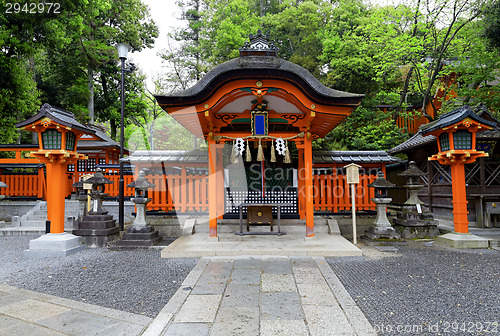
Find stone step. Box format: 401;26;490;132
26;214;47;221
21;220;47;227
194;224;329;234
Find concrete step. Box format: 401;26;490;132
21;220;47;227
26;215;47;221
194;220;330;234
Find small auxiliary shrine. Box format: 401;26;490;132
154;31;364;237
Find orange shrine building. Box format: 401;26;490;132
151;31;367;237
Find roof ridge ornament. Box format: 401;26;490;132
239;29;279;57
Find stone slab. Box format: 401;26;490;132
303;304;354;336
174;295;221;323
161;232;362;258
220;284;260;307
436;233;489;249
0;299;70;322
260;319;309;336
211;306;259;336
261;292;303;320
261;273;296;292
163;323;210;336
229;268;261;285
36;310;123;335
23;233;86;258
297;283;337;305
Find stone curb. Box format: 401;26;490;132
313;257;377;336
140;257;211;336
0;284;152;326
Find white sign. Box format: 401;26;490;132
82;174;93;190
345;163;361;184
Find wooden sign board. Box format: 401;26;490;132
82;174;93;190
345;163;361;184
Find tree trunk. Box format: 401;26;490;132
111;119;117;140
88;66;94;123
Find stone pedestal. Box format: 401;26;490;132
394;204;440;239
72;192;119;248
24;233;86;257
108;197;161;250
436;232;489;249
364;198;401;240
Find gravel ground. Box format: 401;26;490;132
327;241;500;336
0;235;199;318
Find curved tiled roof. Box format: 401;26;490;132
155;57;364;107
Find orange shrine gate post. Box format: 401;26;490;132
422;106;495;248
154;31;364;238
16;104;95;257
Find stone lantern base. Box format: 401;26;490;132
73;213;119;248
364;198;401;241
393;205;440;239
108;225;161;250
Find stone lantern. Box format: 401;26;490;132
0;181;7;201
365;171;400;240
73;168;119;248
127;170;155;228
399;161;426;206
393;161;439;238
16;103;94;257
421;105;495;248
109;169;160;250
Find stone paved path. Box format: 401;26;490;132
0;284;152;336
144;256;376;336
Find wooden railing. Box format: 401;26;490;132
312;173;377;212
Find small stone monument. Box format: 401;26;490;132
73;168;119;247
364;171;401;240
393;161;439;238
108;170;160;250
0;181;7;227
0;181;7;201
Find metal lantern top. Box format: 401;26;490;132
72;180;86;195
127;170;155;198
368;171;395;198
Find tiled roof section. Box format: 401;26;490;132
389;106;500;154
16;103;93;134
420;105;496;134
77;125;122;149
312;151;401;164
123;150;400;164
123;150;209;163
388;131;436;154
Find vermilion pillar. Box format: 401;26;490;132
304;134;314;237
45;163;67;233
208;137;218;237
450;162;469;233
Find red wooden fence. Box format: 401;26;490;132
312;173;377;212
1;168;378;213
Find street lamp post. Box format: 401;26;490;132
116;43;129;232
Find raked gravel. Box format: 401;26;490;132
0;235;198;318
327;241;500;336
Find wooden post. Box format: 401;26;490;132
297;146;305;219
208;137;217;237
304;134;314;237
45;163;66;233
216;145;225;220
450;162;469;233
